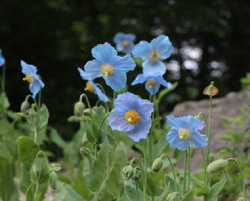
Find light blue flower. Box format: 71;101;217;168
132;35;174;75
21;60;45;99
113;32;136;53
78;68;109;102
109;92;154;142
131;73;172;95
166;115;207;151
84;42;136;91
0;49;5;67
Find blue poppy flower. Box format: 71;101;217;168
21;60;45;99
78;68;109;102
0;49;5;67
131;73;172;95
166;115;207;151
109;92;154;142
84;42;136;91
132;35;174;75
113;32;136;53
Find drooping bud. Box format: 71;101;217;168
236;197;244;201
74;102;85;116
207;159;227;173
132;167;141;182
152;157;163;173
49;171;58;189
20;100;30;114
194;112;203;120
209;153;215;163
122;165;134;180
50;163;61;172
203;81;219;97
83;108;91;116
79;147;91;157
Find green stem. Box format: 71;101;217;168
34;129;37;144
188;148;191;191
183;150;188;195
80;93;92;116
206;96;212;185
161;154;178;192
37;89;42;110
1;64;6;92
99;113;110;128
94;144;97;159
34;182;39;201
143;139;148;201
201;148;207;185
227;158;246;201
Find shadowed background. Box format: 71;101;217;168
0;0;250;144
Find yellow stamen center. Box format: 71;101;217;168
178;128;191;140
125;110;141;125
100;64;114;76
146;79;156;88
85;81;94;93
148;50;161;62
122;40;129;47
23;73;34;83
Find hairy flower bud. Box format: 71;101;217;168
74;102;85;116
209;153;215;163
49;171;58;189
20;100;30;114
79;147;91;157
132;167;141;182
122;165;134;180
50;163;61;172
152;157;163;173
207;159;227;173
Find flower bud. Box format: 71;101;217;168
236;197;244;201
122;165;134;180
207;159;227;173
152;157;163;173
83;108;91;116
132;167;141;182
20;100;30;114
194;112;202;120
79;147;91;157
50;163;61;172
74;102;85;116
203;81;219;97
209;153;215;163
49;171;58;189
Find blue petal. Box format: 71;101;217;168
78;68;90;81
21;60;38;74
91;42;117;63
109;108;134;132
137;99;154;122
113;92;139;112
142;60;166;75
131;74;147;85
116;44;134;54
132;41;152;61
103;70;127;91
166;115;188;129
29;80;41;99
34;75;45;88
145;82;161;95
113;32;126;44
93;84;110;102
151;35;174;60
112;54;136;72
127;119;151;142
0;57;5;67
84;59;103;79
189;131;208;148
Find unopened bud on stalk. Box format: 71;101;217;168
203;81;219;97
79;147;91;157
207;159;227;173
50;163;61;172
20;100;30;114
83;108;91;116
74;102;85;116
152;157;163;173
132;167;141;182
236;197;244;201
194;112;203;120
49;171;58;189
209;153;215;163
122;165;134;180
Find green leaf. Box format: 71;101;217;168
206;173;228;201
49;127;66;149
196;186;209;196
57;182;86;201
190;174;203;188
37;104;49;130
158;82;178;103
183;190;195;201
92;106;107;128
17;137;39;166
86;139;109;192
0;141;13;163
155;182;170;201
124;182;150;201
164;176;176;193
106;142;127;195
0;92;10;110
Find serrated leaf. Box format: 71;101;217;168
86;140;109;192
57;182;86;201
37;104;49;130
106;142;127;195
206;173;228;201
